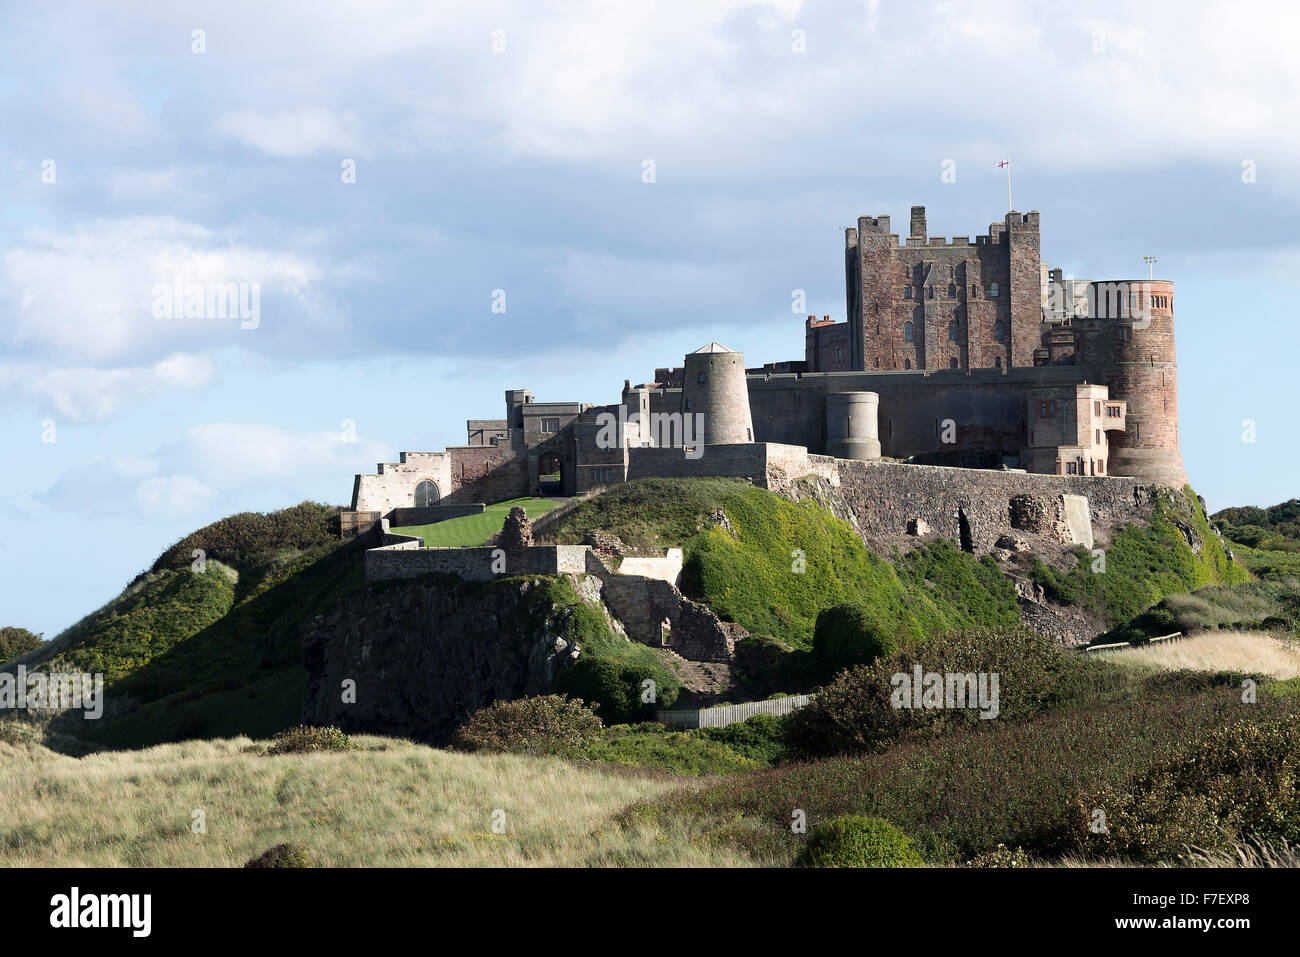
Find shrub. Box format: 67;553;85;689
786;626;1065;758
265;724;351;755
813;603;901;676
964;844;1032;868
580;723;755;775
798;815;923;868
550;658;678;725
0;627;43;663
1063;716;1300;862
152;501;340;572
451;695;602;756
699;713;787;765
244;843;317;868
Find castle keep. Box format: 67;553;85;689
348;206;1188;525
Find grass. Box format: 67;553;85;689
1102;631;1300;678
0;733;751;867
632;670;1300;865
544;478;1018;651
393;497;564;547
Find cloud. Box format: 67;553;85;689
211;107;364;158
0;217;339;368
0;353;215;422
38;422;389;519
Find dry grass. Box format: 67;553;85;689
1050;840;1300;868
1104;631;1300;679
0;733;751;867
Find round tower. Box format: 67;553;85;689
681;342;754;445
825;392;881;460
1090;279;1187;486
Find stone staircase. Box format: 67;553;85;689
659;650;735;707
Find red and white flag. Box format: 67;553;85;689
996;160;1010;169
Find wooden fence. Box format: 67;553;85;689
657;694;814;729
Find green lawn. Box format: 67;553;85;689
393;497;565;547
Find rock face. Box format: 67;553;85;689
300;575;580;744
582;531;626;556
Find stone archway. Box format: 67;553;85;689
537;453;563;496
414;479;440;507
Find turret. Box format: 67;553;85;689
681;342;754;445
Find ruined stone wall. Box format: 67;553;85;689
821;459;1153;553
365;543;590;582
351;451;452;514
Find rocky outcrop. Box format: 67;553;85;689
497;507;533;551
300;575;582;744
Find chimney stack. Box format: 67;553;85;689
910;206;927;240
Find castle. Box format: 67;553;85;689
348;206;1187;525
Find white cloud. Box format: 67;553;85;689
39;422;389;518
2;353;215;422
0;217;332;367
211;107;364;158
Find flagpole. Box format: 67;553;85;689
1006;160;1012;211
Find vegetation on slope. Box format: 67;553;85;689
1030;485;1249;628
0;627;44;664
1213;498;1300;553
151;501;341;572
545;479;1019;655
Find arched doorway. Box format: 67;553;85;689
414;479;440;507
538;452;563;495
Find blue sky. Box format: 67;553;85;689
2;0;1297;637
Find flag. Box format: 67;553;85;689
996;160;1010;169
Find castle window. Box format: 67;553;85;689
989;282;999;298
1096;429;1101;445
697;372;706;383
904;359;911;370
1098;460;1105;473
995;356;1002;368
684;399;691;411
834;347;843;359
874;357;880;368
1066;461;1078;475
948;320;959;342
927;286;935;299
1095;401;1101;416
949;358;959;369
904;321;914;342
1120;326;1133;341
1040;400;1056;418
994;320;1006;341
947;283;956;299
540;417;561;433
904;286;913;299
971;284;979;297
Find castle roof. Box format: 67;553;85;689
691;341;737;354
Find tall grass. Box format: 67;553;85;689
0;735;749;867
1104;631;1300;679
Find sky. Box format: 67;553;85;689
2;0;1298;638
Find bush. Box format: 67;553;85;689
813;603;901;677
699;713;787;765
244;843;317;868
152;501;340;572
964;844;1032;868
1063;716;1300;862
550;658;678;725
786;626;1065;758
798;815;923;868
451;695;602;756
580;723;755;775
265;724;351;755
0;627;43;663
